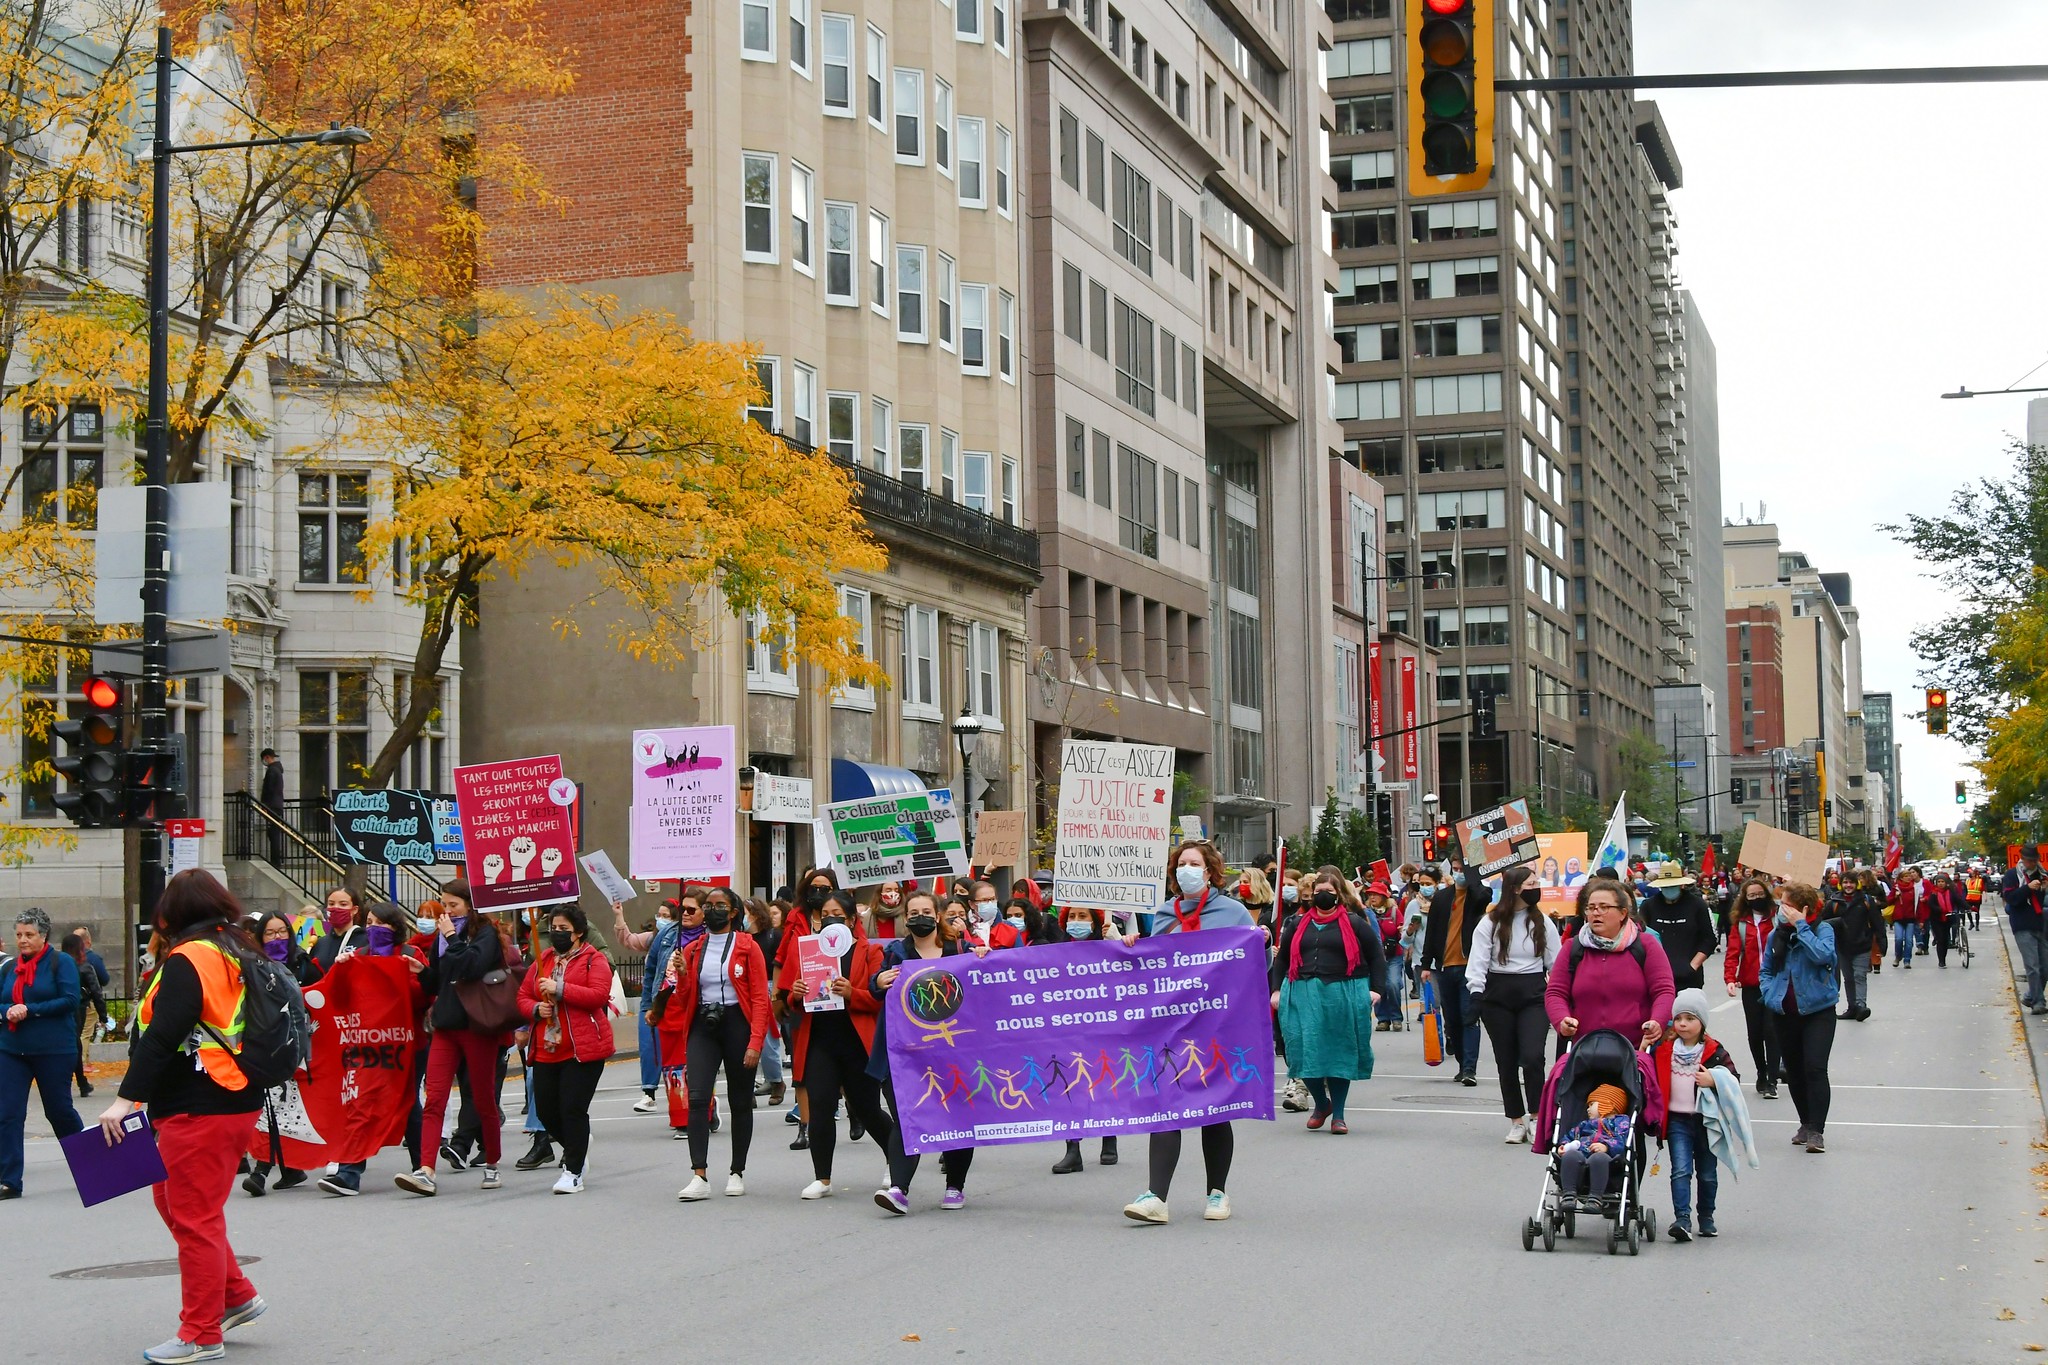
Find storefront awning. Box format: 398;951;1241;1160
830;759;929;802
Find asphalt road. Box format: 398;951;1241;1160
11;927;2047;1364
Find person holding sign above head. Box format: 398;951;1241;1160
1049;906;1121;1175
1271;869;1386;1136
664;887;770;1201
1122;840;1255;1226
516;905;615;1194
778;891;896;1202
872;889;984;1211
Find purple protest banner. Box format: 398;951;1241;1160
884;926;1275;1154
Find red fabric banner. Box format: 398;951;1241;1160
248;954;420;1168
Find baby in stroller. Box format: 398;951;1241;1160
1558;1084;1631;1197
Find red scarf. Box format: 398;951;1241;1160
1173;888;1212;934
1288;905;1361;981
8;946;44;1025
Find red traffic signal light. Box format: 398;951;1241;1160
82;676;122;709
1924;686;1949;736
1408;0;1494;192
53;676;126;828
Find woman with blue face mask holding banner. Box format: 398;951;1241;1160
1122;840;1255;1227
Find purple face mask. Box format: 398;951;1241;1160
364;924;398;955
263;939;292;962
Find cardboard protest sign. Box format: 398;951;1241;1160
451;755;581;913
1737;820;1778;875
246;955;419;1168
885;927;1275;1154
822;789;969;884
1053;740;1175;911
1737;820;1829;885
971;809;1028;869
630;725;738;880
1454;798;1539;877
331;789;445;866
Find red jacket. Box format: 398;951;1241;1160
1651;1032;1738;1106
516;944;617;1064
1891;882;1928;924
988;920;1030;950
1723;914;1771;988
1925;886;1959;922
776;938;885;1083
657;931;772;1067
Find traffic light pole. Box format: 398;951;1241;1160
1496;65;2048;94
137;27;175;941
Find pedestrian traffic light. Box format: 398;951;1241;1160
123;746;179;826
1421;834;1436;860
1470;691;1496;738
1955;780;1968;805
1407;0;1495;196
1924;686;1948;735
51;676;125;827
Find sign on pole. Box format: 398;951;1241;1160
1053;739;1174;912
752;774;814;823
165;818;204;875
451;755;582;914
330;789;448;866
629;725;738;880
822;789;969;885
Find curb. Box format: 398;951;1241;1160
1993;910;2048;1131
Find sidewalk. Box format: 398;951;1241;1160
1992;908;2048;1129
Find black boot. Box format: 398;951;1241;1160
514;1133;556;1171
1099;1136;1118;1165
789;1122;809;1151
1051;1141;1084;1174
274;1168;308;1190
241;1164;268;1197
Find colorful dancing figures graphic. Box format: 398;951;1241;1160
1225;1046;1264;1083
1066;1051;1097;1098
993;1067;1033;1111
1176;1039;1212;1085
918;1064;951;1111
1020;1055;1049;1099
969;1060;1001;1106
944;1063;973;1108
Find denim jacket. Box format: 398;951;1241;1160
1759;917;1838;1016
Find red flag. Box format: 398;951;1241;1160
248;954;420;1168
1699;845;1716;881
1884;830;1902;874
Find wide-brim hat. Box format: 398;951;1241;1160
1647;860;1694;888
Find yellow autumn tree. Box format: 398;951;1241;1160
1977;573;2048;823
346;291;886;786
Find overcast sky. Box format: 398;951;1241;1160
1630;0;2048;830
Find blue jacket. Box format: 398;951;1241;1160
1758;917;1837;1016
2002;866;2045;935
0;950;82;1056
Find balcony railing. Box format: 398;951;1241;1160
825;452;1042;576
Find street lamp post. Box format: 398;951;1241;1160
137;25;369;928
951;706;982;852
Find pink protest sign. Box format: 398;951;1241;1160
629;725;738;881
451;755;582;913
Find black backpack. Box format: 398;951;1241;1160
199;943;312;1090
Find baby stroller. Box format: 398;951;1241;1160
1521;1028;1658;1256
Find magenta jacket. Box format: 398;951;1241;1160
1544;928;1675;1044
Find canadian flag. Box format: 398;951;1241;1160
1883;829;1903;874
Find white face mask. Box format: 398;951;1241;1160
1175;865;1206;896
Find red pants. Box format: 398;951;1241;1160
151;1111;260;1346
420;1029;502;1168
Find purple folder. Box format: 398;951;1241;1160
60;1111;169;1207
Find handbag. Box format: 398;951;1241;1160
453;966;526;1033
1419;977;1445;1067
663;1066;718;1129
606;965;627;1018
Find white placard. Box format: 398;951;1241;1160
578;849;638;906
753;774;814;823
1053;740;1175;911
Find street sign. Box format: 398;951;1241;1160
92;628;231;679
92;483;230;624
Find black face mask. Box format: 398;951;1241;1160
821;915;848;932
1520;886;1543;907
907;914;938;938
1312;890;1340;911
704;906;732;931
804;887;828;909
548;929;573;953
1745;897;1768;908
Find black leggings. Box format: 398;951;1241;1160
880;1077;973;1192
1148;1122;1233;1200
686;1008;757;1174
1931;917;1952;966
1740;985;1781;1083
1479;973;1548;1119
801;1026;895;1182
531;1057;604;1175
1772;1008;1835;1132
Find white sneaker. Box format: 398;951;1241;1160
1505;1119;1527;1145
1122;1192;1169;1224
1203;1189;1232;1221
632;1092;659;1114
801;1179;833;1200
677;1175;711;1202
725;1173;746;1197
552;1169;584;1195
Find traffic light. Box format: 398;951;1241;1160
124;746;179;826
1925;686;1948;735
1407;0;1495;196
51;676;125;827
1728;776;1744;803
1955;780;1968;805
1421;834;1436;861
1470;691;1496;738
1783;772;1805;820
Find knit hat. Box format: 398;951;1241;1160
1587;1083;1629;1115
1670;987;1710;1025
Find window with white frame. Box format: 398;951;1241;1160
869;397;891;473
992;0;1008;49
995;125;1012;214
228;456;254;575
742;0;774;59
1000;456;1018;525
937;253;956;349
958;0;982;40
398;675;448;792
897;245;926;340
963;449;992;513
960;284;988;374
744;607;798;694
790;0;810;73
899;422;929;489
746;356;779;431
836;586;874;708
20;404;103;529
939;428;959;500
824;201;856;303
901;604;941;717
934;81;953;173
790;163;814;273
868;210;889;313
822;14;853;112
1334;640;1361;804
957;117;985;207
997;290;1015;380
742;152;776;261
791;363;818;448
967;622;1002;725
866;26;886;126
297;470;369;584
894;69;923;162
298;670;369;800
826;391;858;460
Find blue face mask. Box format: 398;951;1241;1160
1005;915;1026;929
1065;920;1093;939
1659;886;1681;902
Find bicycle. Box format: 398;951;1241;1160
1951;916;1971;969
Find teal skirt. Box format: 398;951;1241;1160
1279;975;1377;1081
